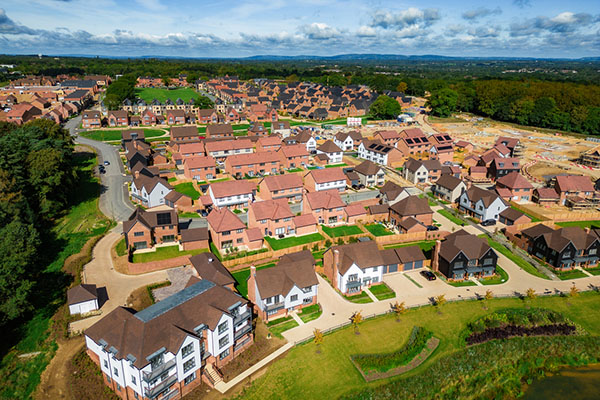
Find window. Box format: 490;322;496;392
591;248;597;255
373;267;378;272
113;367;119;377
454;261;464;268
219;336;229;348
182;343;194;357
219;348;230;360
218;322;228;335
131;376;136;385
372;277;379;283
222;230;231;236
116;383;121;391
133;231;144;237
103;360;108;369
236;238;243;244
236;228;244;234
290;294;298;302
563;251;572;258
106;374;111;384
184;372;196;385
134;392;139;400
302;286;311;293
183;358;195;373
483;258;494;266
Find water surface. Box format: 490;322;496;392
523;365;600;400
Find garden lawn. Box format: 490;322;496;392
325;163;348;168
269;319;299;339
80;129;164;141
299;304;323;323
344;291;373;304
173;182;200;200
237;292;600;400
178;212;199;218
322;224;363;238
265;233;324;250
115;238;127;257
131;245;208;263
486;238;549;279
232;263;276;297
480;265;509;285
369;283;396;301
586;267;600;276
556;269;589;280
364;224;393;236
436;209;465;226
135;87;199;103
556;220;600;229
385;240;437;254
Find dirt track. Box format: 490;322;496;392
35;337;84;400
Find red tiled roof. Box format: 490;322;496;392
555;175;595;193
205;139;253;152
261;174;303;191
183;155;215;169
209;180;255;198
293;214;317;227
279;144;309;157
496;172;533;190
306;167;346;184
207;208;245;232
250;198;294;221
226;151;280;167
305;189;345;209
344;203;367;217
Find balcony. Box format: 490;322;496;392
346;280;362;289
264;301;285;312
234;310;252;325
235;324;252;340
144;374;177;399
142;359;176;383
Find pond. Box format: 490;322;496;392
523;365;600;400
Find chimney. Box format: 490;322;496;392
333;249;340;272
247;265;257;302
133;170;140;179
585;227;591;235
431;240;441;272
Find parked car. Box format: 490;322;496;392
103;160;110;166
199;210;208;217
481;219;496;227
420;270;436;281
426;225;439;231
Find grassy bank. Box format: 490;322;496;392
234;292;600;400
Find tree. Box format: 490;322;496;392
569;285;580;298
194;95;214;109
351;311;363;335
396;82;408;93
313;328;323;353
483;289;493;309
426;88;458;118
526;288;537;300
391;301;406;321
369;95;402;120
162;77;171;87
285;74;298;83
435;294;447;309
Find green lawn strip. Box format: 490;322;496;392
264;233;324;251
173;182;200;200
81;129;164;141
312;250;326;260
178;212;199;218
585;267;600;276
479;265;509;285
197;126;207;133
556;269;589;280
232;263;276;297
442;277;477;287
135;87;199;103
321;224;363;238
238;292;600;400
131;245;209;263
344;291;374;304
368;283;396;301
510;205;542;222
486;238;549;279
266;315;294;327
437;209;466;226
555;220;600;229
287;168;304;173
325;163;348;168
404;274;423;288
115;238;127;257
364;224;394;236
269;319;300;338
299;304;323;323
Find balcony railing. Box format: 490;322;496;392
144;374;177;399
264;301;285;312
235;324;252;340
142;359;176;383
234;310;252;325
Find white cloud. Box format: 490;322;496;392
356;25;376;37
298;22;339;40
369;8;440;29
462;7;502;21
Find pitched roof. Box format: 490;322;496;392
123;206;178;233
368;204;390;215
85;280;246;369
259;175;302;194
317;140;342;153
464;186;504;208
183;155;215;169
496;172;533;190
204;139;253;153
389;196;432;216
293;214;317;227
250;199;294;221
439;230;493;262
189;252;234;287
180;227;209;243
435;174;465;191
394;245;426;263
206;124;234;135
353;160;383;176
305;189;345;209
132;175;172;194
541;227;599;253
226;151;281;167
375;130;401;140
331;241;384;275
379;181;406;201
555;175;595;193
344;203;367;217
534;187;559;199
209;179;255;198
206;208;246;232
67;284;97;305
305;167;346;184
171;126;198;138
279;144;309;158
521;223;555;239
499;208;530;222
254;253;318;299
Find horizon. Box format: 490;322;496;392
1;0;599;58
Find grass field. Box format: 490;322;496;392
115;238;127;257
269;319;300;339
135;87;199;103
237;292;600;400
231;263;275;297
325;163;348;168
80;129;165;141
173;182;200;200
131;245;208;263
486;238;549;279
436;209;465;226
265;233;324;250
364;223;394;236
556;220;600;229
321;225;363;238
369;283;396;300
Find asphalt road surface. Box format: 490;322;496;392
65;116;135;222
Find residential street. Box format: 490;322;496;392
66;116;135;221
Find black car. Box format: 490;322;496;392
426;225;439;231
481;219;497;227
420;270;437;281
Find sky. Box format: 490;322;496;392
0;0;599;58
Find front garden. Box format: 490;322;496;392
264;233;324;250
173;182;201;200
131;245;209;263
364;223;394;236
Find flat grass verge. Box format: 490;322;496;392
131;245;208;263
369;283;396;301
480;265;509;285
135;87;199;103
115;238;127;257
556;269;589;280
264;233;324;250
80;129;164;141
269;319;299;339
344;291;373;304
437;209;465;226
487;238;549;279
555;220;600;229
299;304;323;323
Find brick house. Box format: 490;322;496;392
183;156;217;181
303;189;346;225
224;151;281;178
204;139;253;161
554;175;595;205
396;128;430;157
389;196;433;228
206;208;263;251
122;206;178;250
108;110;129;127
373;130;401;147
316;140;343;164
495;171;533;202
256;136;282;152
248;198;295;237
257;174;303;202
248;251;318;322
303;168;346;192
171;126;199;143
166;109;187;125
488;158;520;180
206;124;234;138
429;133;454;164
357;139;404;167
141;109;157;125
197;109;219;124
278;144;309;169
248;123;269;137
82;110;101;129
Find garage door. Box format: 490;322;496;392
388;264;398;273
404;262;414;271
414;260;423;269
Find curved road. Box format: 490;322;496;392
65;116;135;222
